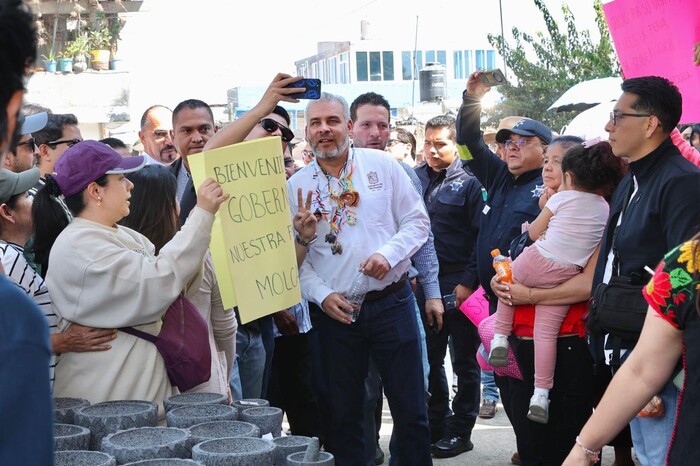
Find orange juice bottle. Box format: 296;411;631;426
491;249;513;284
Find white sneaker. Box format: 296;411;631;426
488;335;509;367
527;394;550;424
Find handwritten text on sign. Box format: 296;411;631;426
189;137;301;323
603;0;700;123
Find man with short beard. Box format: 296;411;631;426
287;92;432;466
138;105;178;165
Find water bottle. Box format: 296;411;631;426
491;249;513;284
344;270;370;322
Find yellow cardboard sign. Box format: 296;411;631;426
188;137;301;324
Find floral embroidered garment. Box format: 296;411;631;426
643;239;700;464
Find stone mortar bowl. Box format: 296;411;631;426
163;392;229;413
101;427;192;463
286;451;335;466
166;404;237;429
239;406;284;438
188;420;261;445
54;397;90;424
54;423;91;451
231;399;269;410
191;437;276;466
123;460;203;466
272;436;312;466
73;400;158;450
54;450;116;466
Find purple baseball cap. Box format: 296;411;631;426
53;140;146;198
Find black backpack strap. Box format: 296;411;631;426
611;335;622;368
119;326;158;343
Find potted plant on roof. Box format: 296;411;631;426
56;50;74;74
108;17;125;71
42;49;57;73
88;26;111;70
66;32;90;74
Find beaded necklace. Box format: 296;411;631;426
311;150;360;255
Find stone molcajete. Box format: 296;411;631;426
73;400;158;450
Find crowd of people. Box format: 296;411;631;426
3;1;700;465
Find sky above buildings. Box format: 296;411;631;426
118;0;603;115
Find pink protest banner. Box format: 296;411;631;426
603;0;700;123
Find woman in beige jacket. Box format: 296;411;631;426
120;165;236;398
33;141;227;417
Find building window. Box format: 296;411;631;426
401;51;412;80
465;50;472;75
311;62;318;79
357;50;394;82
423;50;446;66
382;51;394;81
369;51;381;81
454;51;463;79
356;51;368;81
329;56;338;84
340;52;349;83
487;50;496;70
475;50;484;70
401;50;428;80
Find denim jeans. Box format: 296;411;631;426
363;296;429;463
481;369;499;402
229;325;266;400
316;282;431;466
629;377;678;466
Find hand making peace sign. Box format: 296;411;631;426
293;187;317;243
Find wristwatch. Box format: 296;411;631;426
295;233;318;248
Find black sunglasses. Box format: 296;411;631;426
283;158;295;167
16;137;36;152
260;118;294;143
47;138;82;149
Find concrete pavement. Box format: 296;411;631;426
376;400;639;465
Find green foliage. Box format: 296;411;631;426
486;0;620;132
88;27;111;50
65;32;90;58
42;50;57;61
108;17;125;54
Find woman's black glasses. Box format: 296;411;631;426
260;118;294;143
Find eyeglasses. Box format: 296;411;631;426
283;158;295;167
16;137;36;152
260;118;294;143
47;138;82;149
609;111;651;127
504;138;540;150
386;139;404;147
146;130;170;140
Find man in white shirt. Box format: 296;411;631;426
287;93;432;466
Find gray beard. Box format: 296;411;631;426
313;135;350;160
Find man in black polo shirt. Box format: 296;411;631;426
415;114;483;459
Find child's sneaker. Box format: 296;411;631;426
488;334;509;367
527;394;550;424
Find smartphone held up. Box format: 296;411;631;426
284;78;322;99
479;69;507;87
